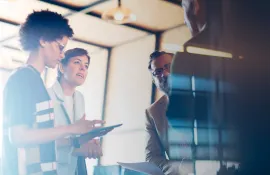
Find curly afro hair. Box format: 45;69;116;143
19;10;74;51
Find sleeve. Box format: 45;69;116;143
145;110;182;175
3;73;35;127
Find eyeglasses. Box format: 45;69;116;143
152;63;171;77
56;41;66;53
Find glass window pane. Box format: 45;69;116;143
194;93;211;121
169;119;193;128
169;145;192;159
168;128;193;144
222;129;239;145
194;77;216;92
197;128;219;145
170;75;192;90
196;146;218;160
196;120;218;128
167;91;194;121
223;147;239;160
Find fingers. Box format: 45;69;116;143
87;148;93;158
87;145;102;159
100;149;103;157
92;150;98;159
98;145;103;157
83;120;97;130
83;120;105;131
95;146;102;158
91;120;105;125
94;139;100;145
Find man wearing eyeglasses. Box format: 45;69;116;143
145;51;184;175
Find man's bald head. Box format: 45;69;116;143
182;0;206;36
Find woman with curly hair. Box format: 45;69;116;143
2;10;103;175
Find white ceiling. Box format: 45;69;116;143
0;22;18;41
67;13;148;47
0;0;71;24
91;0;184;31
55;0;184;31
0;0;184;69
56;0;99;7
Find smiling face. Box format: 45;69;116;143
60;54;89;87
150;53;173;95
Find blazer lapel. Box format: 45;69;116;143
52;81;72;125
60;103;72;124
73;91;82;122
150;95;170;158
154;108;170;158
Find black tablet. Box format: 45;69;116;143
82;123;123;136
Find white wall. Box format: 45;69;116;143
101;35;155;164
77;49;108;120
161;25;191;53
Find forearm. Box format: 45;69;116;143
56;137;72;147
10;125;73;147
145;136;174;174
57;134;96;148
145;111;181;174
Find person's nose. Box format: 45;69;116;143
80;64;86;71
60;52;65;60
161;69;170;78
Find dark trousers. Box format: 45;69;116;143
76;157;88;175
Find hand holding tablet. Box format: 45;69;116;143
75;123;123;146
82;123;123;136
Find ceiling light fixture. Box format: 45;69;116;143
101;0;136;25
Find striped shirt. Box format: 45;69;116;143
2;65;57;175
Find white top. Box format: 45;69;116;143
64;95;74;123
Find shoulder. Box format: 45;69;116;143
47;86;54;99
75;90;83;99
8;66;36;83
5;66;39;92
147;95;169;114
145;95;168;124
47;80;62;101
74;90;84;103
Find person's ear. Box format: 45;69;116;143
152;78;156;85
39;38;47;48
59;64;65;74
